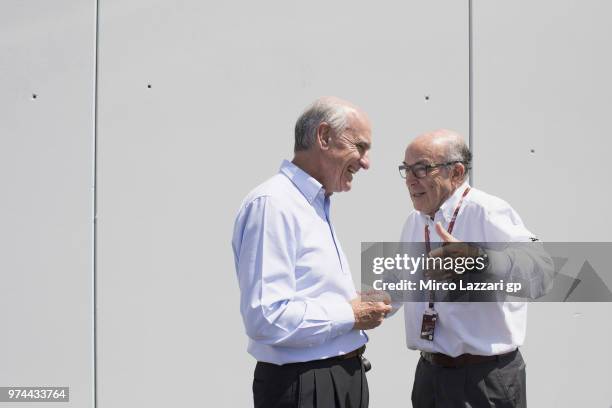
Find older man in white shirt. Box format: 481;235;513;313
232;97;391;408
397;129;553;408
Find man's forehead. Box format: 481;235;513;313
408;130;464;154
346;115;372;145
405;139;444;160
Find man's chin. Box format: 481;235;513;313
411;202;424;212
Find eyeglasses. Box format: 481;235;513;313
398;161;463;179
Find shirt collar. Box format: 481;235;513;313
279;160;326;204
419;181;470;223
438;181;471;221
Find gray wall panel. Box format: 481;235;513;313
0;1;95;407
473;1;612;406
96;1;467;406
2;0;599;406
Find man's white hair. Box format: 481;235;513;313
294;97;356;152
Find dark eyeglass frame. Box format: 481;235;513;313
398;161;464;179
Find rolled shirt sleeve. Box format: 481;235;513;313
483;203;555;299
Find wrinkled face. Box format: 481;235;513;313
320;113;372;194
403;140;456;217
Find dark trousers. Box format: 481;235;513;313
253;355;368;408
412;349;527;408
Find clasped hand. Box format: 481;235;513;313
350;289;392;330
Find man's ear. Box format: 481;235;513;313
452;162;466;184
316;123;332;150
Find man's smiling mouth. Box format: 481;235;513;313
346;167;358;179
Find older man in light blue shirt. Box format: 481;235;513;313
232;97;390;408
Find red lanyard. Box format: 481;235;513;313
424;186;471;253
423;186;471;309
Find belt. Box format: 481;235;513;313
420;349;516;368
336;345;366;361
257;346;367;367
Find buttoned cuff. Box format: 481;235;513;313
326;300;356;339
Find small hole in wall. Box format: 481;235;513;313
32;94;37;99
147;84;152;89
425;95;430;101
530;149;535;153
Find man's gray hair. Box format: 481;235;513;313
294;98;355;152
445;138;473;180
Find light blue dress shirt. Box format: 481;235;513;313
232;160;367;365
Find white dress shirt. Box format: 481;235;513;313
232;160;367;365
399;182;553;357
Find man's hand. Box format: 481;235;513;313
360;288;392;304
350;295;392;331
425;222;479;280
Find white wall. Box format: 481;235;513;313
0;1;96;407
473;1;612;406
95;1;468;406
1;0;611;407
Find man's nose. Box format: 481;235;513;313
405;169;418;185
359;153;370;170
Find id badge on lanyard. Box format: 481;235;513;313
420;307;438;341
420;186;470;341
